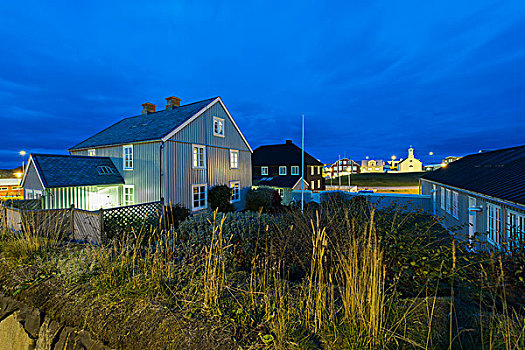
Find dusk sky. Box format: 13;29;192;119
1;0;524;168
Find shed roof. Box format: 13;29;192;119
252;141;323;166
421;145;525;205
28;154;124;188
69;97;217;150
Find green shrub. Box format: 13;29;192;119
246;187;275;212
208;185;236;212
164;203;190;230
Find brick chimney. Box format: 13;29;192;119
165;96;181;109
286;139;293;145
142;102;156;114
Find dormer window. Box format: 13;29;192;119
291;166;299;175
213;117;224;137
279;166;287;175
261;166;268;175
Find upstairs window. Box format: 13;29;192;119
88;149;96;157
291;166;299;175
318;166;321;175
213;117;225;137
123;145;133;170
279;166;287;175
193;145;206;168
192;184;207;210
261;166;268;175
230;150;239;169
230;181;240;202
311;166;314;175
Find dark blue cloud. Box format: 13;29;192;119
0;0;524;168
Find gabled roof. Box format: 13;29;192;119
421;145;525;205
252;140;323;166
69;97;218;150
23;154;124;188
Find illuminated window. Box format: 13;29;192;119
124;186;134;206
291;166;299;175
123;145;133;170
261;166;268;175
452;191;459;219
88;149;96;157
192;184;207;210
193;145;206;168
311;180;315;189
317;179;320;188
213;117;224;137
311;167;314;175
230;181;240;202
230;150;239;169
279;166;287;175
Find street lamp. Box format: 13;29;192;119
429;151;434;169
19;150;26;173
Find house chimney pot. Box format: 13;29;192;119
142;102;156;114
165;96;181;109
286;140;293;145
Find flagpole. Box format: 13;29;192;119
301;113;304;213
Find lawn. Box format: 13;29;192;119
327;172;425;187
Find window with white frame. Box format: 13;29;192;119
123;145;133;170
452;191;459;219
193;145;206;168
487;203;502;245
311;166;314;175
213;117;224;137
124;186;134;206
291;166;299;175
441;188;445;210
192;184;207;210
317;166;321;175
279;166;287;175
230;150;239;169
88;149;96;157
311;180;315;189
277;188;284;198
446;189;451;214
317;179;321;188
506;210;525;244
230;181;240;202
261;166;268;175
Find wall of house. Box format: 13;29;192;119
165;101;252;210
22;162;44;193
71;141;162;205
421;179;525;247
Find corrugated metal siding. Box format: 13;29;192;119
71;141;161;204
169;101;251;152
164;142;252;210
23;162;44;191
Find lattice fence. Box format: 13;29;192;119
102;201;164;240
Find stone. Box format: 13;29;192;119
17;307;42;338
0;311;36;350
35;318;62;350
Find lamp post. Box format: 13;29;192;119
301;113;305;213
429;151;434;169
391;155;396;171
19;150;26;173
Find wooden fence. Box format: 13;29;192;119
0;201;163;244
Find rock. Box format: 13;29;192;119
17;307;42;338
0;311;36;350
35;318;62;350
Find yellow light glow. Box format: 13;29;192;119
441;163;447;167
391;155;396;160
19;150;26;156
429;151;433;156
14;172;23;178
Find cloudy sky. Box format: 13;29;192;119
1;0;524;168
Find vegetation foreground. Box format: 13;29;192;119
1;197;524;349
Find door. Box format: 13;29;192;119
468;197;476;241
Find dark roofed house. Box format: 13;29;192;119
420;145;525;249
252;140;324;204
22;96;253;211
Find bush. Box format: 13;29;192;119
164;203;190;230
208;185;236;212
246;188;276;212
